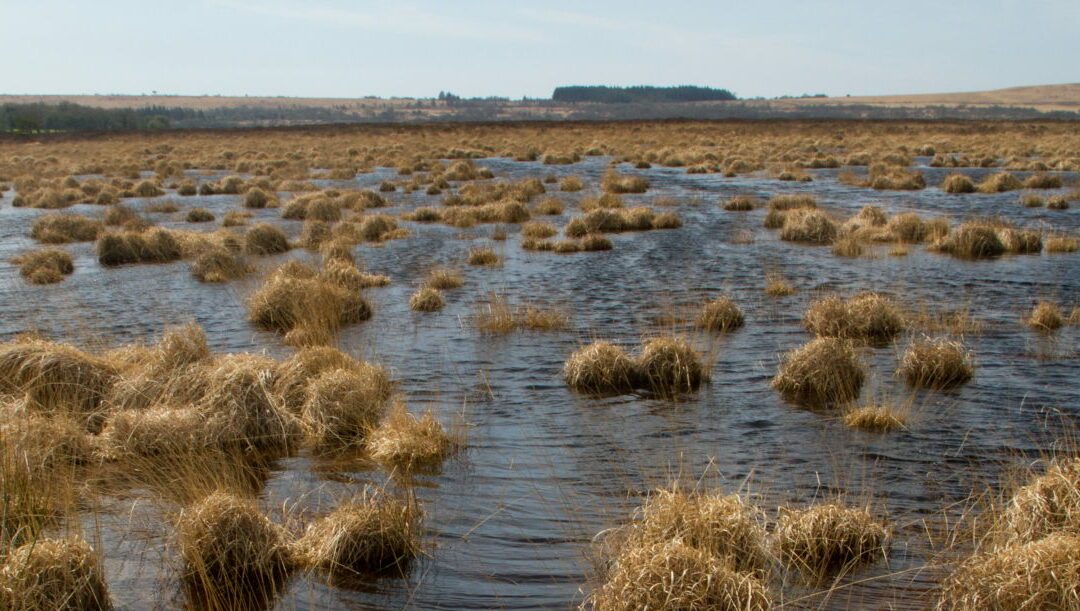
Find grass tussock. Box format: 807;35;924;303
409;287;444;312
30;213;103;243
297;489;422;577
0;338;117;428
601;172;649;194
99;406;210;458
423;267;464;289
1045;235;1078;253
244;223;291;256
96;228;182;266
774;503;888;578
779;208;838;244
1003;458;1080;544
585;540;771;611
843;404;906;433
941;173;976;193
772;338;865;407
248;263;372;346
559;176;584;192
723;194;758;211
300;368;388;449
466;248;499;266
273;346;390;415
898;338;974;389
14;248;74;284
563;342;637;395
369;401;456;470
765;273;796;296
186;207;215;223
937;534;1080;611
977;172;1023;193
1027;301;1064;332
196;354;301;453
193;247;253;283
635;336;709;396
803;293;904;343
695;296;744;332
931;221;1008;258
177;492;293;610
0;537;112;611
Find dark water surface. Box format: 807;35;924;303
1;158;1078;609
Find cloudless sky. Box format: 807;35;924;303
4;0;1078;99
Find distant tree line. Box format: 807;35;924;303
0;102;170;132
552;85;737;103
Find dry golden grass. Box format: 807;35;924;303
1002;458;1080;544
300;368;389;449
192;247;253;283
563;342;637;395
765;273;796;297
624;488;770;574
1027;301;1064;332
273;346;390;414
521;221;558;239
585;540;771;611
804;293;904;343
99;406;210;458
13;248;74;284
467;248;499;266
244;223;291;256
977;172;1023;193
409;287;445;312
0;338;117;429
369;401;456;470
779;208;838;244
723;194;758;211
635;336;709;396
30;213;103;243
96;228;182;266
423;267;464;289
196;354;301;454
938;534;1080;610
248;264;372;346
898;338;974;390
843;405;906;433
559;176;584;192
774;503;888;579
772;337;865;407
1045;235;1079;253
941;173;976;194
0;537;112;610
601;171;649;194
177;492;293;610
296;489;422;577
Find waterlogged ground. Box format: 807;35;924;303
1;156;1079;609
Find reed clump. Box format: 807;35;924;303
0;338;117;428
423;267;464;289
186;207;215;223
99;406;210;458
803;293;904;343
559;176;584;192
14;248;74;284
843;405;906;433
585;540;771;611
601;172;649;194
765;273;796;296
248;265;372;346
196;354;301;453
941;173;976;193
898;338;974;389
369;401;455;470
779;208;838;244
297;490;422;577
192;247;253;283
467;248;499;266
977;172;1023;193
409;287;444;312
723;194;758;211
1003;458;1080;543
0;537;112;611
1027;301;1064;332
244;223;290;256
931;222;1006;258
274;346;390;414
937;534;1080;610
176;492;293;610
772;338;865;407
30;213;103;243
300;368;388;449
635;336;709;396
563;342;637;395
1045;235;1078;253
774;503;888;578
96;228;182;266
696;297;744;332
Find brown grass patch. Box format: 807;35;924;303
772;338;865;407
898;338;974;389
30;213;103;243
774;503;888;578
369;401;456;470
1027;301;1064;332
563;342;637;395
0;537;112;610
409;287;444;312
803;293;904;343
13;248;74;284
423;267;464;289
635;336;708;396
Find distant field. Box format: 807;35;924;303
768;83;1080;112
4;83;1079;113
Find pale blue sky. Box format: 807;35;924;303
4;0;1078;99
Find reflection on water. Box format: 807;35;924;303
2;157;1078;609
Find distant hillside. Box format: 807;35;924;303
552;85;735;103
2;84;1078;130
769;83;1080;112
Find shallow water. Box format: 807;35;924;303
2;157;1078;609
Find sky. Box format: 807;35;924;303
4;0;1079;100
